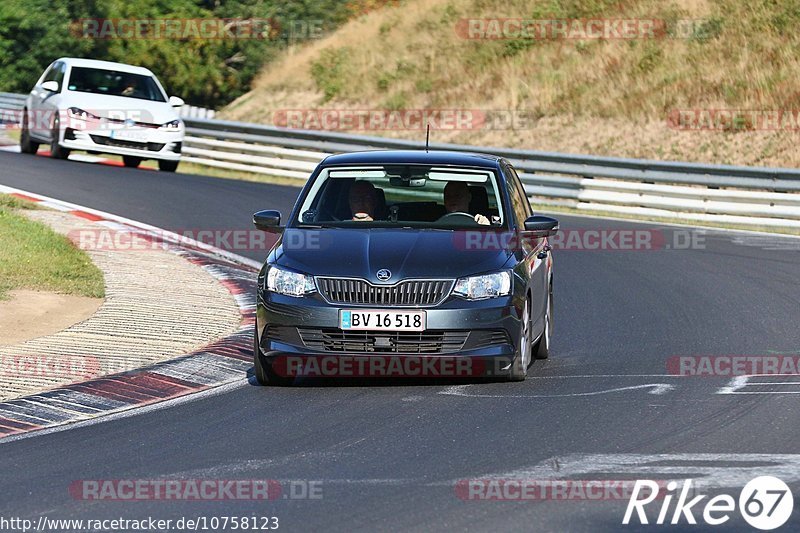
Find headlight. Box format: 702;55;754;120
265;266;316;297
67;107;98;120
160;119;182;130
453;271;511;300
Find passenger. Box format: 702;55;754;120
348;180;378;221
443;181;489;225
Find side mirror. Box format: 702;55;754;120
253;210;282;232
41;81;59;93
523;215;559;237
168;96;185;107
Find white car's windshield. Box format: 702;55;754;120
67;67;166;102
296;165;505;228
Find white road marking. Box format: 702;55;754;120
716;375;750;394
68;153;105;163
439;382;676;398
401;395;425;402
716;375;800;394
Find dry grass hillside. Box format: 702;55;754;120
221;0;800;167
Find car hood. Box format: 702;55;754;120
59;92;179;124
272;228;514;283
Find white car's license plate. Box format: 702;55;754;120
110;129;148;142
339;310;426;331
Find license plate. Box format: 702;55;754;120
110;129;148;142
339;310;426;331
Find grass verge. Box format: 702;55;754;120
0;194;105;300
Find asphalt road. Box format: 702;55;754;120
1;151;800;532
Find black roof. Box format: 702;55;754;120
320;150;504;168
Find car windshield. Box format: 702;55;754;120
66;67;166;102
295;165;506;229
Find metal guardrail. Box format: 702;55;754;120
2;92;800;228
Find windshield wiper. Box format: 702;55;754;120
296;223;338;229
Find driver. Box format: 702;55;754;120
443;181;489;225
119;77;137;97
348;180;378;221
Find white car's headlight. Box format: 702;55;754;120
160;119;182;131
453;271;511;300
266;266;316;297
67;107;99;120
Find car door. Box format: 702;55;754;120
505;163;548;329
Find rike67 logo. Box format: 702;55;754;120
624;476;794;530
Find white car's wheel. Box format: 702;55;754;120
158;159;179;172
20;110;39;154
49;116;70;160
123;156;141;168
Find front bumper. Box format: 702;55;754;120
255;290;524;379
61;126;183;161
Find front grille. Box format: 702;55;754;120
103;117;161;129
298;328;468;354
90;135;165;152
317;278;453;306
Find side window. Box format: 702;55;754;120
504;165;529;226
41;62;64;89
42;64;57;83
53;62;65;88
510;166;532;218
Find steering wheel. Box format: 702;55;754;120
303;209;341;223
436;212;479;225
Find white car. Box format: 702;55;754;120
21;57;185;172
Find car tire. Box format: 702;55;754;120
158;159;179;172
50;117;70;160
534;281;553;360
509;296;532;381
19;110;39;154
123;156;142;168
253;325;293;386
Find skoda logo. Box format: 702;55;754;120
376;269;392;282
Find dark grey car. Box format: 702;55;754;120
253;150;558;384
